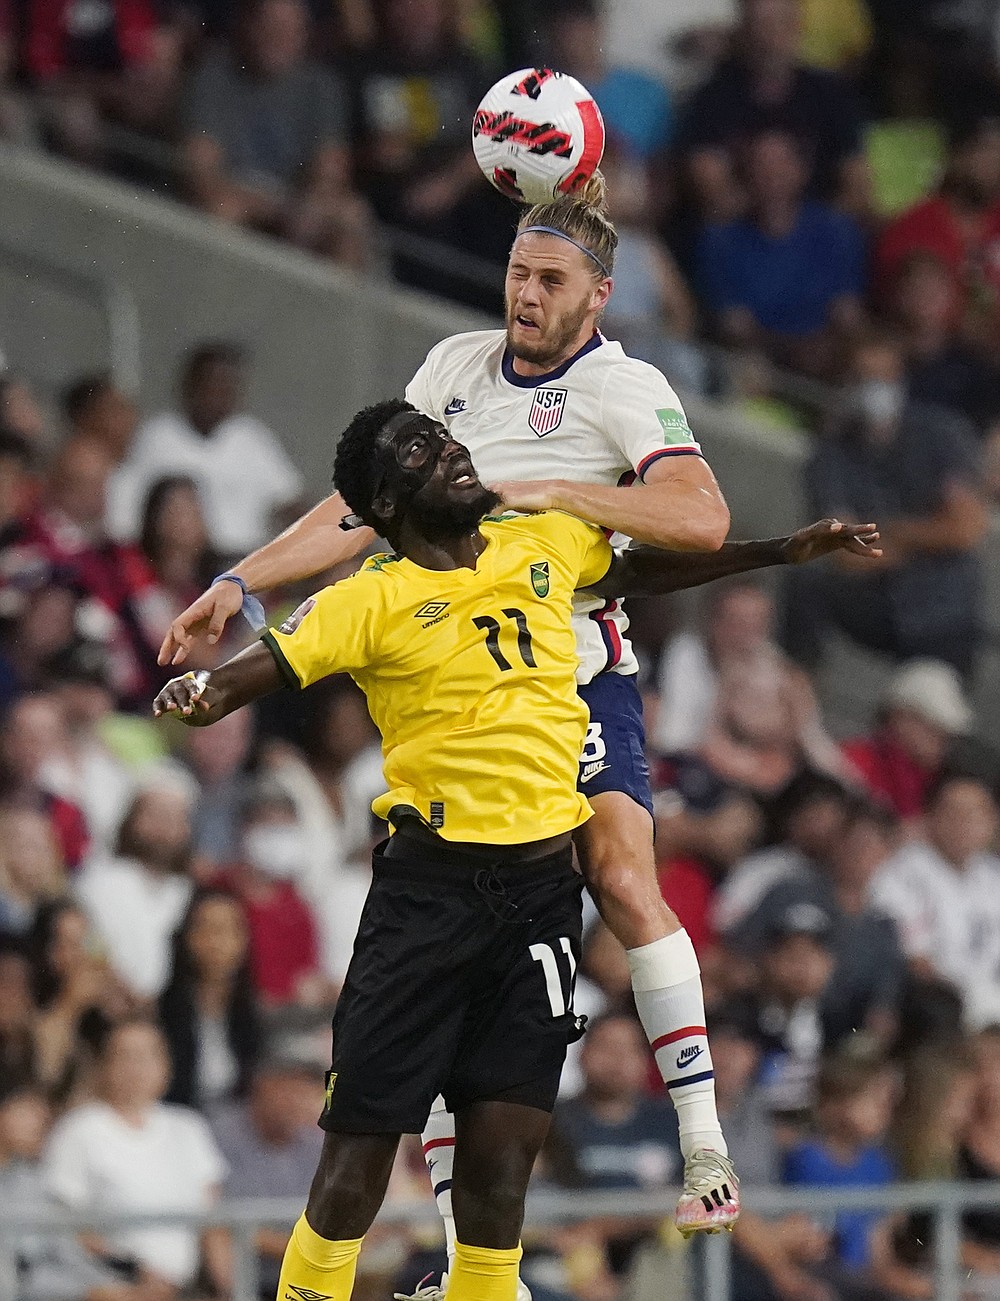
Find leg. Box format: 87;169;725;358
577;793;740;1235
422;1095;458;1267
276;1129;400;1301
441;1100;551;1301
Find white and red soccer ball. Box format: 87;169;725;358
472;68;605;206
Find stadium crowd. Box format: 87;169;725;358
3;1;1000;1300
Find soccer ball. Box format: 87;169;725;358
472;68;605;206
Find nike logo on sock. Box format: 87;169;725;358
676;1045;704;1069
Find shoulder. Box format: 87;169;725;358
160;1102;215;1138
596;347;684;401
48;1102;106;1142
491;510;605;549
423;329;506;370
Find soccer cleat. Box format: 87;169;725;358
674;1148;741;1238
394;1275;533;1301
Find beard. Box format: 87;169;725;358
407;484;502;541
505;293;592;368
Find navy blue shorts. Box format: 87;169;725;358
576;672;653;818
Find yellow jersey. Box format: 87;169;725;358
263;511;612;844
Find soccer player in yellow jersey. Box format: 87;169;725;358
153;399;878;1301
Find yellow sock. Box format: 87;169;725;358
444;1241;523;1301
275;1212;363;1301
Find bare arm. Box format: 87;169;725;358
153;641;285;725
496;455;731;551
585;519;880;598
158;492;373;665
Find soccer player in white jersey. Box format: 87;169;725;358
160;174;739;1247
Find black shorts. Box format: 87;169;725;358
319;833;585;1135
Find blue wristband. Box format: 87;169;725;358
213;572;267;632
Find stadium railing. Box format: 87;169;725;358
3;1181;1000;1301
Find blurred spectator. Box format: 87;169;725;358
962;1025;1000;1255
182;0;370;265
0;2;37;144
871;773;1000;1029
63;375;138;468
109;342;303;557
545;1;674;162
41;640;136;855
673;0;870;221
28;899;132;1100
601;149;707;394
864;44;946;220
180;707;256;873
15;438;169;706
0;1086;162;1301
75;783;195;1000
210;1055;323;1294
783;1054;896;1272
138;476;218;627
876;117;1000;347
0;807;68;939
0;944;41;1094
783;331;988;678
158;887;262;1110
0;375;48;448
42;1016;230;1296
726;801;907;1049
349;0;508;297
842;658;972;820
23;0;182;161
870;1043;979;1298
713;771;852;936
729;900;838;1116
697;130;866;378
657;580;849;797
215;782;333;1007
893;251;1000;442
799;0;872;72
549;1011;679;1277
0;693;89;871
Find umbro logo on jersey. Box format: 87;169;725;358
580;760;611;783
286;1288;333;1301
444;396;467;415
676;1045;703;1069
415;600;450;627
528;387;567;436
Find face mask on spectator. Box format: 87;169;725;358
243;825;307;880
850;380;904;426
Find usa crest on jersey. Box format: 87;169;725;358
528;387;567;436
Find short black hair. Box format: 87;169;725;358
62;374;113;424
0;429;35;470
332;397;414;530
183;341;245;384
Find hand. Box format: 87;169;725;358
781;519;881;565
157;582;244;667
492;479;563;513
153;671;214;724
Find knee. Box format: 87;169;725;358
452;1167;527;1246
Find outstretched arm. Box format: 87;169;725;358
153;641;284;725
585;519;880;598
158;492;374;666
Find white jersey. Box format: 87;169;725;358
405;328;703;684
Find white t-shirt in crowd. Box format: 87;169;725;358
871;841;1000;1027
654;630;718;753
107;411;303;554
43;1101;226;1286
406;328;705;685
74;858;192;998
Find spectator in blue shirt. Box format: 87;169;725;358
697;130;866;375
784;1053;897;1272
545;1;674;162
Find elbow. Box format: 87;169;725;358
683;503;731;552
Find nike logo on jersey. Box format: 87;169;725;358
580;760;611;783
444;396;467;415
676;1045;703;1069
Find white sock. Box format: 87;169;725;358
627;930;727;1160
422;1095;457;1268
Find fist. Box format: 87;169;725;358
152;671;213;724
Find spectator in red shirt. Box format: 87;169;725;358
216;783;335;1008
842;659;972;822
18;438;166;707
876;117;1000;349
23;0;182;159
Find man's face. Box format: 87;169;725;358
505;234;608;370
928;778;998;866
741;0;801;61
746;133;806;207
184;359;241;433
373;413;499;540
248;0;307;75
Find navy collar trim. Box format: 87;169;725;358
501;331;604;388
